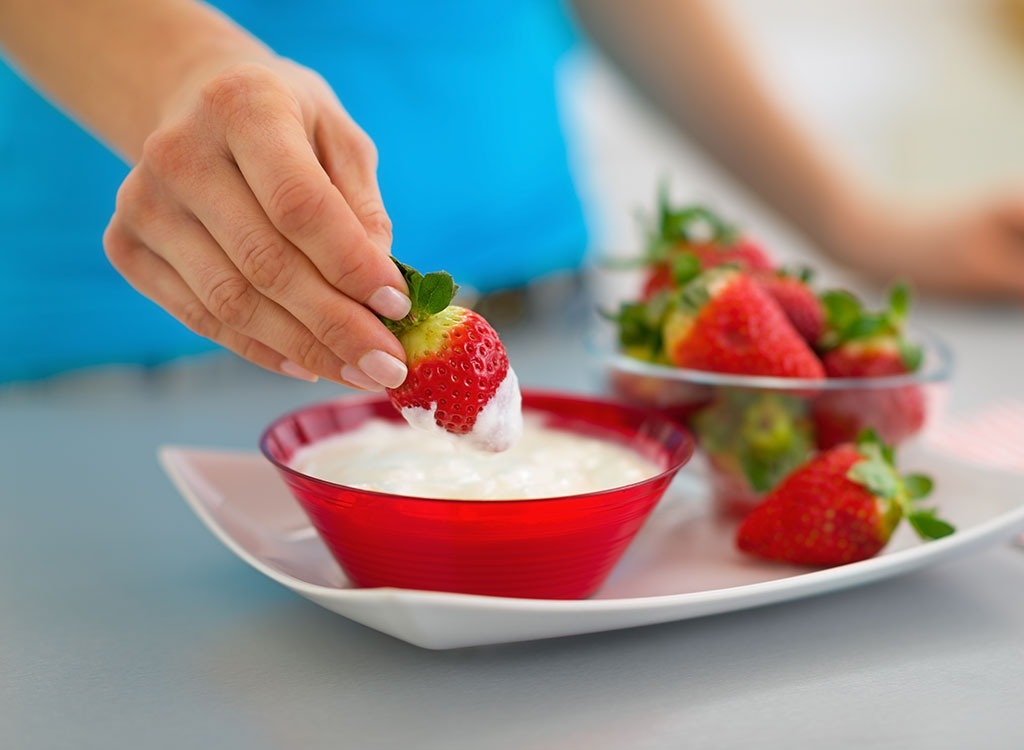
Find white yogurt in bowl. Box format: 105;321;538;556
290;415;660;500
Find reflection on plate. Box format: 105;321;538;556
159;445;1024;650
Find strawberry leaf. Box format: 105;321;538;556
849;431;902;499
418;272;457;316
383;259;458;334
613;301;663;352
902;473;933;500
906;508;956;540
819;283;916;353
848;456;900;500
899;340;924;372
655;190;739;247
669;251;703;286
780;265;815;284
888;282;910;321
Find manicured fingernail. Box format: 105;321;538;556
280;360;319;383
341;364;386;392
358;349;407;389
367;286;411;320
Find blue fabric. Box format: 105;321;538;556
0;0;587;382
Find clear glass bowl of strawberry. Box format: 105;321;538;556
605;327;953;518
260;391;695;599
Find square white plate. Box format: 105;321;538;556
159;445;1024;649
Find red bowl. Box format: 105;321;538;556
260;390;694;599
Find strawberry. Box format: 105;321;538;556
693;389;816;516
736;431;954;567
661;268;825;379
638;195;775;301
381;260;522;452
812;284;926;449
754;267;824;346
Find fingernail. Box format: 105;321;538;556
280;360;319;383
358;349;407;389
367;286;411;321
341;364;386;392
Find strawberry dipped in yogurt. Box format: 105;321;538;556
380;260;522;452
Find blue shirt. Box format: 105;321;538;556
0;1;588;382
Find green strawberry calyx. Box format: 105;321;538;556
605;267;736;363
380;258;459;337
652;184;739;249
845;429;955;541
604;192;739;274
603;295;671;363
818;282;923;370
695;390;814;493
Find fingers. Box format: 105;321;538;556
992;195;1024;224
106;62;416;389
314;108;394;256
154;143;407;377
105;193;391;391
200;67;409;318
103;223;321;383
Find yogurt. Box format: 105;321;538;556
290;415;661;500
400;366;523;453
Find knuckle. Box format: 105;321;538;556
314;306;358;353
327;251;369;291
292;330;324;368
141;125;191;178
204;273;258;329
111;169;163;228
102;226;134;272
267;171;328;236
235;226;293;292
357;201;392;241
198;64;271;123
237;334;270;365
180;296;219;339
349;131;379;169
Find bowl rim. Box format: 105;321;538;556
594;324;954;391
259;389;695;505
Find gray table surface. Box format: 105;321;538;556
3;282;1023;750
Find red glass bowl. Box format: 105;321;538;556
260;390;695;599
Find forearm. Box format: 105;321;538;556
0;0;274;162
570;0;869;252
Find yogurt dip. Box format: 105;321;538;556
399;365;523;453
290;415;661;500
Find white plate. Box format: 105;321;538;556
159;445;1024;650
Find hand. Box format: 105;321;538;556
103;59;411;389
829;193;1024;301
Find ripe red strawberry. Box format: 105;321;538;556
638;197;775;301
736;431;954;567
754;268;824;346
381;261;522;452
693;390;816;517
812;284;926;449
661;269;825;379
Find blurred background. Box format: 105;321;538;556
566;0;1024;285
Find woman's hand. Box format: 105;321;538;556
103;59;411;389
827;193;1024;301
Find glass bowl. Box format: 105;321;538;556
602;328;954;518
260;390;695;600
